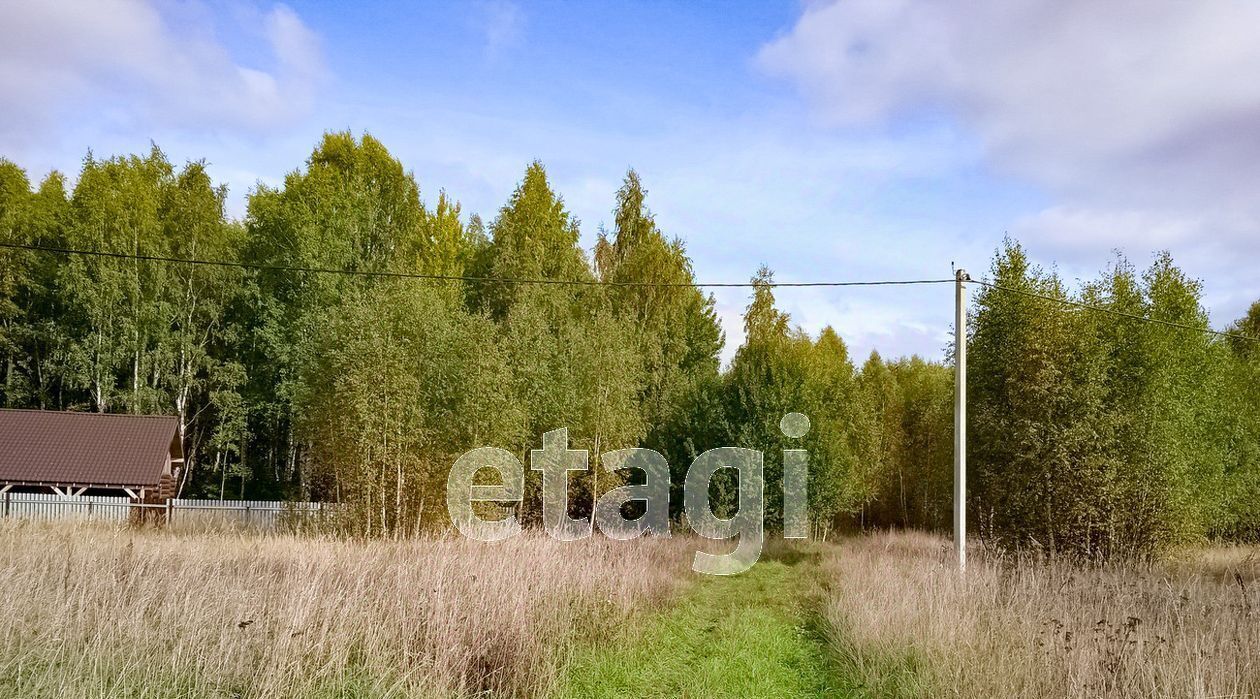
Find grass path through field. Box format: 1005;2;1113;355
552;547;847;698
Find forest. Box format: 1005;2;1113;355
1;132;1257;556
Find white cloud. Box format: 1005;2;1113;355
475;0;524;60
0;0;323;146
1011;206;1203;263
758;1;1260;199
758;0;1260;324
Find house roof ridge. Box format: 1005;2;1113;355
0;408;177;421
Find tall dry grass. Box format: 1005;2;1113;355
0;519;692;698
822;530;1260;698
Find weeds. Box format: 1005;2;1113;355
0;520;692;698
822;531;1260;698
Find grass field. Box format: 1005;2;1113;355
0;520;692;698
1;521;1257;698
823;531;1260;698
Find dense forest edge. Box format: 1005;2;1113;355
1;131;1257;557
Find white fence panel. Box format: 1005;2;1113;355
170;498;323;529
0;494;325;529
2;493;132;522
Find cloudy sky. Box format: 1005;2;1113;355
2;0;1257;363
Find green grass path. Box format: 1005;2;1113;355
552;549;846;698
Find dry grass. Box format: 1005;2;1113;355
0;519;693;698
822;530;1260;698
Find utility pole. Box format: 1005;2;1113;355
954;268;968;573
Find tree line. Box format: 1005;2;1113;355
0;132;1256;553
969;243;1260;556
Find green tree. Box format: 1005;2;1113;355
480;164;646;521
969;241;1112;554
724;267;793;525
851;351;902;528
54;149;244;488
802;327;860;530
0;160;33;406
0;149;249;490
1219;302;1260;539
595;169;724;498
244;131;438;496
472;161;590;319
970;242;1238;556
885;357;953;530
298;281;520;535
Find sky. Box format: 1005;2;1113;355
2;0;1258;365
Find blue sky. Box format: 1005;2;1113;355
3;0;1258;364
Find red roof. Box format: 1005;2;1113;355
0;409;181;487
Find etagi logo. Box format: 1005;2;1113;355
446;413;811;575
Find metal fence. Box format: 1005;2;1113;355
169;498;323;528
1;492;139;521
0;492;324;529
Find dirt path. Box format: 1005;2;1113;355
552;548;846;698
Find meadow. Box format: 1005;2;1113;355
1;520;1257;698
824;532;1260;698
0;520;691;698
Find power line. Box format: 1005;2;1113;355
4;241;1255;343
0;242;956;289
970;278;1260;344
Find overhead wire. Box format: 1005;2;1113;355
0;242;955;289
2;241;1256;343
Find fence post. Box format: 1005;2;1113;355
3;491;8;518
165;498;173;525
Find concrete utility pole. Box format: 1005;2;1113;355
954;268;968;573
